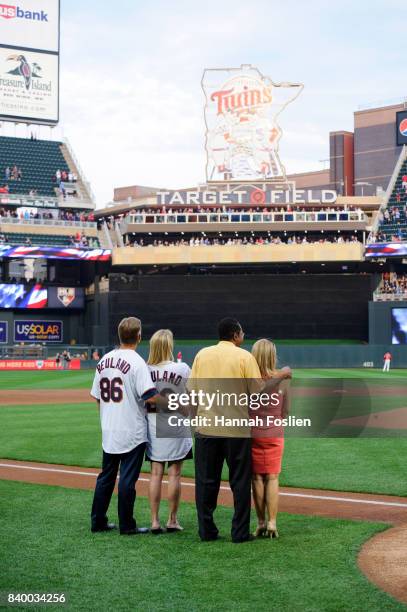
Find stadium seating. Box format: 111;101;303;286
376;158;407;241
0;136;70;197
0;232;99;247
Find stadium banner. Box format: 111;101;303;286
0;0;60;53
396;110;407;147
0;358;80;370
0;283;47;309
365;243;407;258
47;287;85;309
157;187;337;206
0;46;58;124
0;320;7;342
14;319;62;342
0;245;111;260
202;65;303;182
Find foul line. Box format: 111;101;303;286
1;462;407;509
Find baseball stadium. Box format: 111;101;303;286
1;2;407;611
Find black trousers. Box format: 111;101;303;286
194;437;252;542
91;442;146;532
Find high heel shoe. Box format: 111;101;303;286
253;525;267;537
266;524;279;539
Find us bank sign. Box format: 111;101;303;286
202;64;303;182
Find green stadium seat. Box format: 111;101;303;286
0;136;70;198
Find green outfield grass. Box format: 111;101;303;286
0;369;406;495
0;480;402;612
0;367;406;390
1;400;406;496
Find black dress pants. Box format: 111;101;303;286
91;442;146;532
194;436;252;542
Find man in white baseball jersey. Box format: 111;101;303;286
90;317;159;535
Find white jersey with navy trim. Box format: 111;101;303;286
91;348;156;454
146;361;193;462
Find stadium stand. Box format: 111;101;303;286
0;135;107;249
374;272;407;301
0;136;69;197
370;148;407;243
0;232;100;247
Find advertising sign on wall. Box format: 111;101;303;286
0;320;7;342
0;46;58;123
0;0;60;52
396;110;407;147
0;0;59;124
14;319;62;342
0;358;80;370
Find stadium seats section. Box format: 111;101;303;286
1;232;72;247
0;136;69;197
377;158;407;241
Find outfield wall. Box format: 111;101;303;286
107;273;373;341
136;344;407;369
1;345;406;368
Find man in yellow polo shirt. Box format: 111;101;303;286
189;318;265;543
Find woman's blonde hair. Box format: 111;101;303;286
147;329;174;365
251;339;277;378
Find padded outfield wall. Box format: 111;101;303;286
107;273;374;342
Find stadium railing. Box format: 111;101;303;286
112;241;364;265
0;217;96;229
126;210;366;225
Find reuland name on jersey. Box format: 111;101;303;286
97;357;130;374
150;369;183;386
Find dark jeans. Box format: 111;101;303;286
194;436;252;542
91;442;146;532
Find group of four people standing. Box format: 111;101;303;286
90;316;290;542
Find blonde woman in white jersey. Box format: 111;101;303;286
146;329;193;534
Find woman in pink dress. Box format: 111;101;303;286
251;339;290;539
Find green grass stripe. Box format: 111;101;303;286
0;480;403;612
1;402;406;496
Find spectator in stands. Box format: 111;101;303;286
0;185;9;194
0;234;6;244
59;181;66;199
5;167;10;181
402;174;407;192
56;169;61;182
25;237;32;247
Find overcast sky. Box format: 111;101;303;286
54;0;407;206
